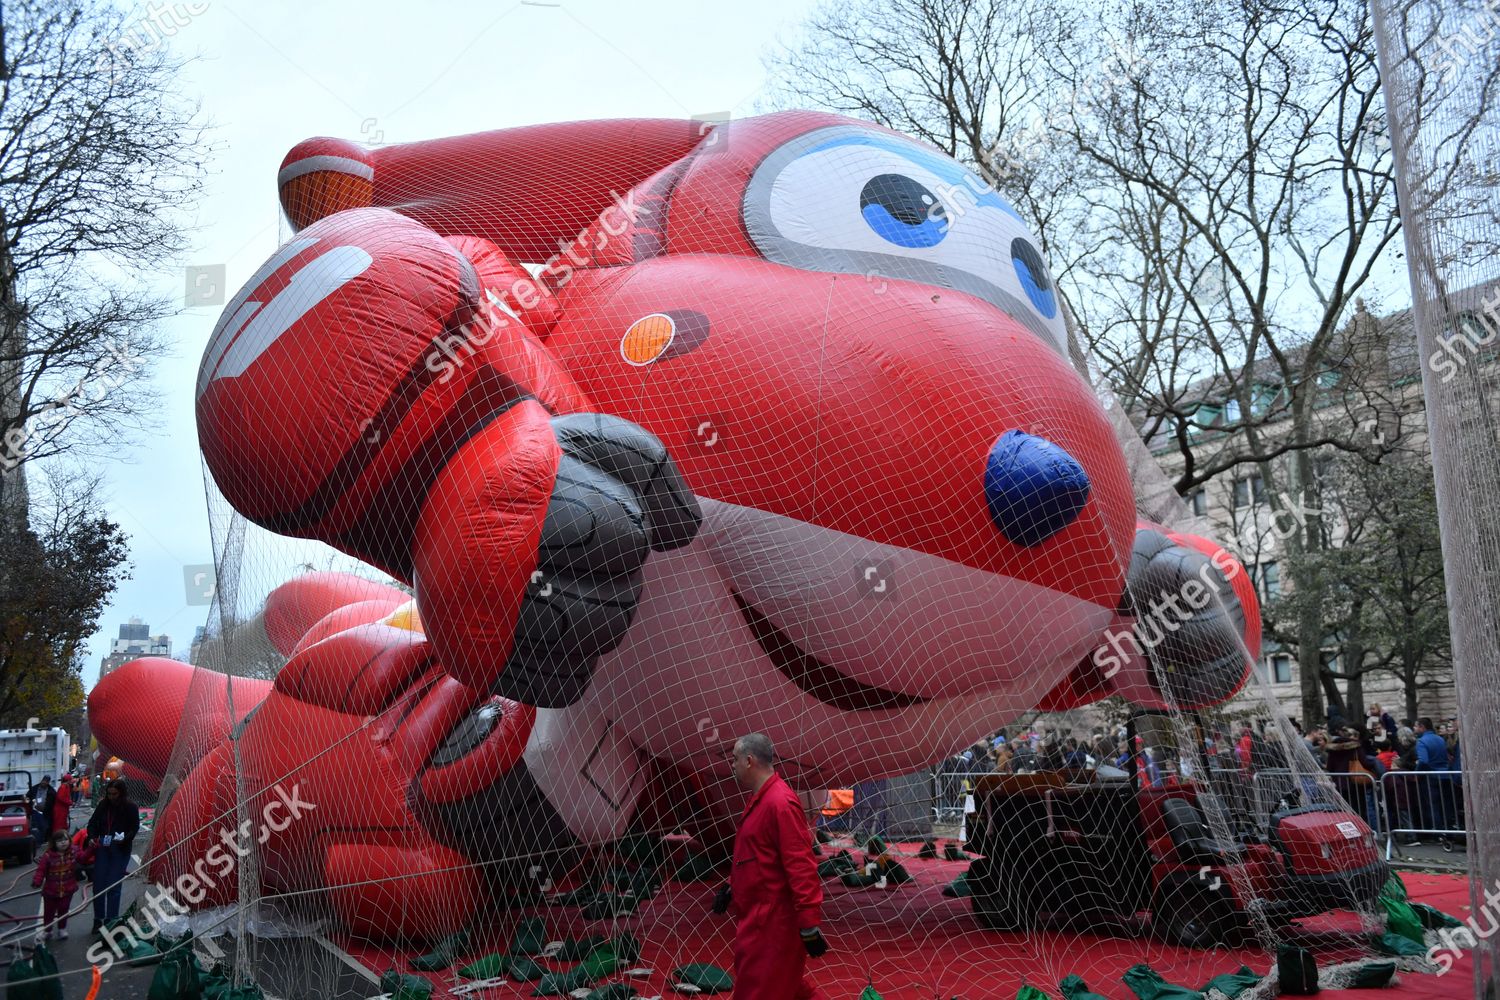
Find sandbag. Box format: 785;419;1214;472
941;872;971;898
584;986;639;1000
532;965;595;996
1411;902;1463;930
1381;894;1426;946
1058;974;1110;1000
512;916;549;955
1276;944;1320;995
674;852;722;882
378;969;432;1000
818;851;857;878
6;944;64;1000
456;954;508;980
1375;931;1428;957
1199;965;1260;998
557;935;607;960
671;964;733;994
506;956;548;982
410;929;470;971
147;949;204;1000
1122;963;1204;1000
1345;962;1397;988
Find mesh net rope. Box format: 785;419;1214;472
74;110;1416;999
1372;1;1500;997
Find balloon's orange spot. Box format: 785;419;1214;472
383;601;423;633
282;171;373;230
621;314;676;366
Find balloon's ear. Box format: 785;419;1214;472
278;119;708;262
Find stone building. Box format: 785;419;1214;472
1131;291;1484;725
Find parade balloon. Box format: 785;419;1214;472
90;111;1258;941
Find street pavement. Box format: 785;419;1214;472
2;800;162;998
0;803;1470;998
6;800;377;999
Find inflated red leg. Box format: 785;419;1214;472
324;839;483;942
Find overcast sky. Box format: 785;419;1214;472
81;0;822;687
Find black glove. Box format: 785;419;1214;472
800;927;828;958
711;884;732;915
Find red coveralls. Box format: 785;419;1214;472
730;773;825;1000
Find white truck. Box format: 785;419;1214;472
0;726;71;798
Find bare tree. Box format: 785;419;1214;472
0;1;208;504
1268;449;1450;722
1041;0;1495;723
767;0;1493;723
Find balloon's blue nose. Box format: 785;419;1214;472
984;430;1091;547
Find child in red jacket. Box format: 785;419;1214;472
32;830;82;940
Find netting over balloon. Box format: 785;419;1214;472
84;111;1406;998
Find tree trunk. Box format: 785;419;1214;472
1346;667;1365;722
1320;670;1347;725
1343;634;1366;722
0;206;29;530
1290;449;1327;727
1402;660;1420;723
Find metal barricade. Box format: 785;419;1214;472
1248;767;1358;827
1207;765;1256;833
1326;770;1383;835
1380;770;1466;860
931;769;990;826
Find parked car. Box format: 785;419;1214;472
0;795;34;865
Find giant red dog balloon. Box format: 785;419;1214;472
91;111;1259;941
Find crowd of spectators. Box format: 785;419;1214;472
937;703;1464;846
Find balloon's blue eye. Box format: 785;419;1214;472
860;174;947;248
1011;238;1057;318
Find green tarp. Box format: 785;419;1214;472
1058;974;1110;1000
1122;964;1204;1000
6;944;64;1000
671;963;734;994
456;953;508;980
512;916;549;955
377;970;432;1000
1200;966;1260;998
410;929;469;971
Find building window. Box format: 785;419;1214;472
1233;474;1265;508
1321;648;1342;675
1251;560;1280;600
1188;405;1219;439
1223;398;1241;424
1188;489;1207;516
1269;654;1293;684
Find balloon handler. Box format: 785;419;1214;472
715;733;827;1000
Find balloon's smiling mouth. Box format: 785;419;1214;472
729;590;928;713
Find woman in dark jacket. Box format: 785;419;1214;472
85;780;140;932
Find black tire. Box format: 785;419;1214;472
1153;880;1240;949
969;857;1027;932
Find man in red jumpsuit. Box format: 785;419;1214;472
726;733;827;1000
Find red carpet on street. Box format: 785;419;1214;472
341;852;1477;1000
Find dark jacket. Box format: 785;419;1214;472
28;782;56;818
87;795;141;854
